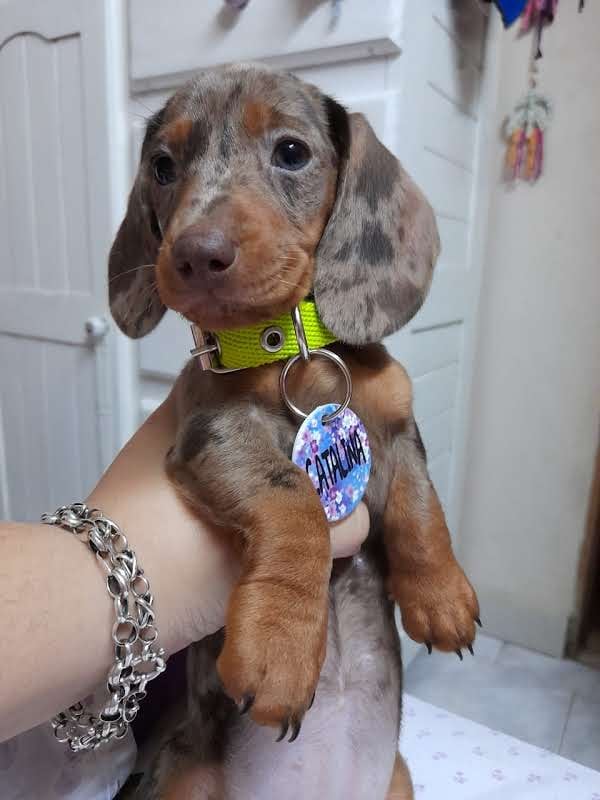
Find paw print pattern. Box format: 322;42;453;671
401;697;600;796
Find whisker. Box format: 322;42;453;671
131;98;158;116
109;264;156;285
120;280;159;326
274;276;305;290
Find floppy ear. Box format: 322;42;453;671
108;111;167;339
314;107;440;345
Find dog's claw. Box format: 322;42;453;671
289;719;302;743
475;617;482;628
425;641;433;655
276;720;289;743
238;694;254;715
308;691;316;710
467;644;474;656
456;649;463;661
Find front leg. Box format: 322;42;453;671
384;418;480;654
166;406;330;740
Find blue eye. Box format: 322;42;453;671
272;139;311;171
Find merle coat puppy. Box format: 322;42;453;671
109;64;479;800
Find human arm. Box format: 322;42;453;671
0;393;368;742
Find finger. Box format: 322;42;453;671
329;503;370;559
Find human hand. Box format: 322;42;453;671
87;393;369;654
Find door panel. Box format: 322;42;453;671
128;0;402;87
0;0;114;521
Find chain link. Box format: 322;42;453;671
41;503;167;752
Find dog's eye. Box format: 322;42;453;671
272;139;311;171
152;155;177;186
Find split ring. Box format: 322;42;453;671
279;348;353;424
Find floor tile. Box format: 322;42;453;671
560;694;600;771
496;644;600;697
404;659;572;752
470;633;505;663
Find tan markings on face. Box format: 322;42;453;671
155;170;337;329
164;116;192;151
242;100;299;138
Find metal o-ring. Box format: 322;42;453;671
279;348;353;424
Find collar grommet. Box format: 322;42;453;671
261;326;285;353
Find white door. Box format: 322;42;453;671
384;2;495;538
0;0;116;521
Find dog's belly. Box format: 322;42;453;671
223;552;402;800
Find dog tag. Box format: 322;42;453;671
292;403;371;522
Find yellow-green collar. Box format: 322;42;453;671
190;300;337;372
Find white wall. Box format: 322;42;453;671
457;3;600;657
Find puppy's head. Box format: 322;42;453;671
109;64;439;344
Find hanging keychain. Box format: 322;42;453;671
280;308;371;523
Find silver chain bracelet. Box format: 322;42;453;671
41;503;167;752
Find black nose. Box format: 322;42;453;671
172;228;237;283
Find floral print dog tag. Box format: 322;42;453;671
292;403;371;522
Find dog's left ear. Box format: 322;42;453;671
314;103;440;345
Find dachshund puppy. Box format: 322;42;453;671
109;64;479;800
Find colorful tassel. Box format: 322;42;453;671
521;0;558;31
520;0;559;58
504;90;551;183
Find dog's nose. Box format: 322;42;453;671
172;228;237;282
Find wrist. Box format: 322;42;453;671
86;400;236;653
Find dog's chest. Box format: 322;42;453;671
223;553;402;800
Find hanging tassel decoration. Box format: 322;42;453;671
504;89;551;183
520;0;558;32
520;0;558;58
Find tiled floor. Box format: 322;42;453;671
404;634;600;772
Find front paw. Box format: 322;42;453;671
217;582;327;742
390;561;480;656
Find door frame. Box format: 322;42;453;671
570;441;600;655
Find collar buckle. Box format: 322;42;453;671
190;325;243;374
